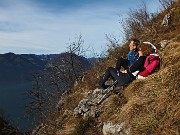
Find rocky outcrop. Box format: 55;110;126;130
161;8;175;26
102;122;130;135
73;86;130;135
161;13;171;26
74;88;113;118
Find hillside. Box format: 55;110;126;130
28;1;180;135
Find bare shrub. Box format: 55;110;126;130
105;33;129;59
159;0;176;10
120;2;151;39
105;34;120;49
119;1;163;40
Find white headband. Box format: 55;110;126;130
143;42;156;53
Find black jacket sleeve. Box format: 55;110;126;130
127;56;146;73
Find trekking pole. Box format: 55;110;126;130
97;80;118;105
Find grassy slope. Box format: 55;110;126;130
109;41;180;134
34;2;180;135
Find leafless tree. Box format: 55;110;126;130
27;73;45;123
47;34;89;89
105;34;120;49
27;34;90;130
65;34;87;82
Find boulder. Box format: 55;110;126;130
102;121;130;135
159;40;169;48
161;13;171;26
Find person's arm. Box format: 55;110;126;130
127;51;132;61
127;56;146;73
133;50;139;62
138;69;150;77
146;58;160;73
128;50;139;65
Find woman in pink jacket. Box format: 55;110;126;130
137;42;160;79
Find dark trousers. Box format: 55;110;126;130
99;67;134;87
115;57;130;70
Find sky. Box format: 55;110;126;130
0;0;161;57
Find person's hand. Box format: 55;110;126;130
122;70;127;73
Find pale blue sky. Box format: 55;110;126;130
0;0;161;56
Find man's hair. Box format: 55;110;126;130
129;38;140;46
138;43;153;56
133;39;140;46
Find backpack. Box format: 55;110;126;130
138;54;160;78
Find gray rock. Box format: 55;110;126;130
160;40;169;48
102;122;130;135
83;106;97;118
161;13;171;26
161;8;175;27
73;88;112;118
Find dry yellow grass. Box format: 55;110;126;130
105;41;180;135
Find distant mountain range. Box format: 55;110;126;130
0;52;97;85
0;53;44;84
0;52;98;131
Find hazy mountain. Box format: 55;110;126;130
0;52;48;84
0;52;95;91
0;52;93;131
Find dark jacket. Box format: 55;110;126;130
127;56;147;79
127;49;139;65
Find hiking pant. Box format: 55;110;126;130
99;67;134;87
115;57;130;70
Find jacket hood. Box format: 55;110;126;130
149;53;160;59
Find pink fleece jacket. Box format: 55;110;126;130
139;54;160;77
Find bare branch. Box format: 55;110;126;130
158;0;175;10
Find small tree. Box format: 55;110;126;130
65;34;87;82
27;34;90;130
27;73;45;123
48;34;89;90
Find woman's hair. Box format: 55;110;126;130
138;43;153;56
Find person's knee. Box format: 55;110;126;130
120;57;124;60
116;57;123;62
107;67;114;71
117;57;125;64
119;57;124;60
